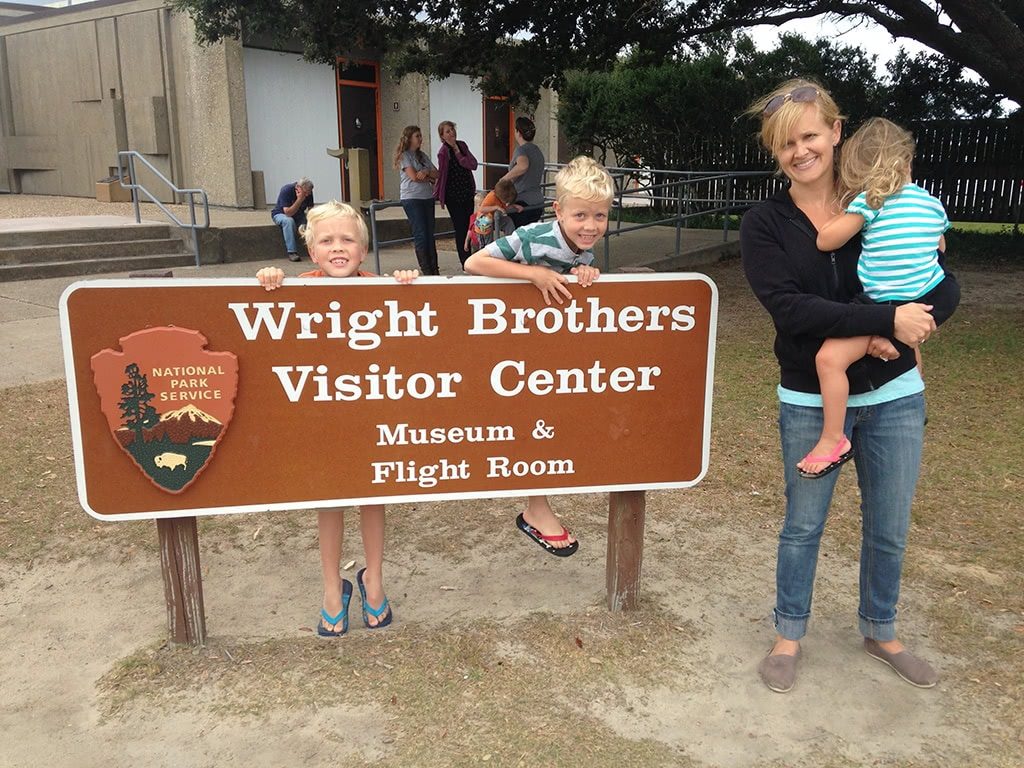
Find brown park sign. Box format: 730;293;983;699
60;275;717;520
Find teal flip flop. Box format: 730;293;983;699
356;567;393;629
317;578;352;637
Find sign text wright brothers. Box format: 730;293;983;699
60;274;717;520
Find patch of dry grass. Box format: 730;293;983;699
100;609;693;767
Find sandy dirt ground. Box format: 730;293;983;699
0;501;983;768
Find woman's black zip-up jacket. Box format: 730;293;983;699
740;186;961;395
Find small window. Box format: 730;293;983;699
338;62;376;84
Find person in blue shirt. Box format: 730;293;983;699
271;176;315;261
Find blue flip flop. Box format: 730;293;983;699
356;567;393;629
317;578;352;637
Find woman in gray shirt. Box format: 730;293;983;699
393;125;440;274
501;117;545;228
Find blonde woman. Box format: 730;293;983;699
739;81;960;692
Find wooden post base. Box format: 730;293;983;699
606;490;646;611
157;517;207;646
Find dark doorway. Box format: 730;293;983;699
337;61;382;200
483;97;512;190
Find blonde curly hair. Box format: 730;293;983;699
554;156;614;206
838;117;915;209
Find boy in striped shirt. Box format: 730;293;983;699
464;155;614;555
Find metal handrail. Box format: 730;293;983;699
366;160;774;273
117;150;210;267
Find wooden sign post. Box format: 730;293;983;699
61;275;717;643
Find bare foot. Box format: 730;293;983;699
521;496;576;550
358;569;389;627
320;579;348;633
874;638;905;654
796;435;851;475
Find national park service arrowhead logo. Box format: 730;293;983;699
90;327;238;493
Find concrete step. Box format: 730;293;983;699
0;238;186;266
0;252;194;282
0;224;173;248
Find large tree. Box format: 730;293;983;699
175;0;684;105
559;55;750;169
684;1;1024;106
176;1;1024;106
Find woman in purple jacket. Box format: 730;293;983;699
435;121;479;267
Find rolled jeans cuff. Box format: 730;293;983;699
773;608;808;641
859;612;897;642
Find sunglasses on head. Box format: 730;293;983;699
763;86;819;117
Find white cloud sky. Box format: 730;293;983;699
745;13;1018;109
744;14;933;71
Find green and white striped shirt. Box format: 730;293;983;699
483;221;594;274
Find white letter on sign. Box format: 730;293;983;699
467;299;508;335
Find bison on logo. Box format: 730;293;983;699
91;327;238;493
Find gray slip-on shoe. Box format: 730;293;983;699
758;646;802;693
863;638;939;688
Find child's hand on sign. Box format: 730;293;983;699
257;267;286;291
528;266;573;306
571;265;600;288
392;269;419;284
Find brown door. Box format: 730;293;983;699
337;62;382;199
483;97;512;189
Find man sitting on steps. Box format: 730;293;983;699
271;177;315;261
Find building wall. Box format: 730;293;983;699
428;73;485;189
0;0;253;206
243;47;341;205
0;0;561;207
172;12;253;207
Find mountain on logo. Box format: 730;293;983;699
161;404;223;425
116;404;223;447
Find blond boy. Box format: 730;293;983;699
464;156;615;555
257;201;417;635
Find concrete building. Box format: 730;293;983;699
0;0;561;208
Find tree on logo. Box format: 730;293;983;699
119;362;159;442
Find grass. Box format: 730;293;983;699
2;259;1023;765
950;221;1020;233
99;610;693;767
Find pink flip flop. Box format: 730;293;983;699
797;436;853;479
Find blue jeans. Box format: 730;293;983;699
774;393;925;642
401;198;435;246
401;198;438;274
272;213;299;254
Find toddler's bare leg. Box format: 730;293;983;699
797;336;870;474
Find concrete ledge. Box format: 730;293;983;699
193;213;454;264
638;239;741;271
